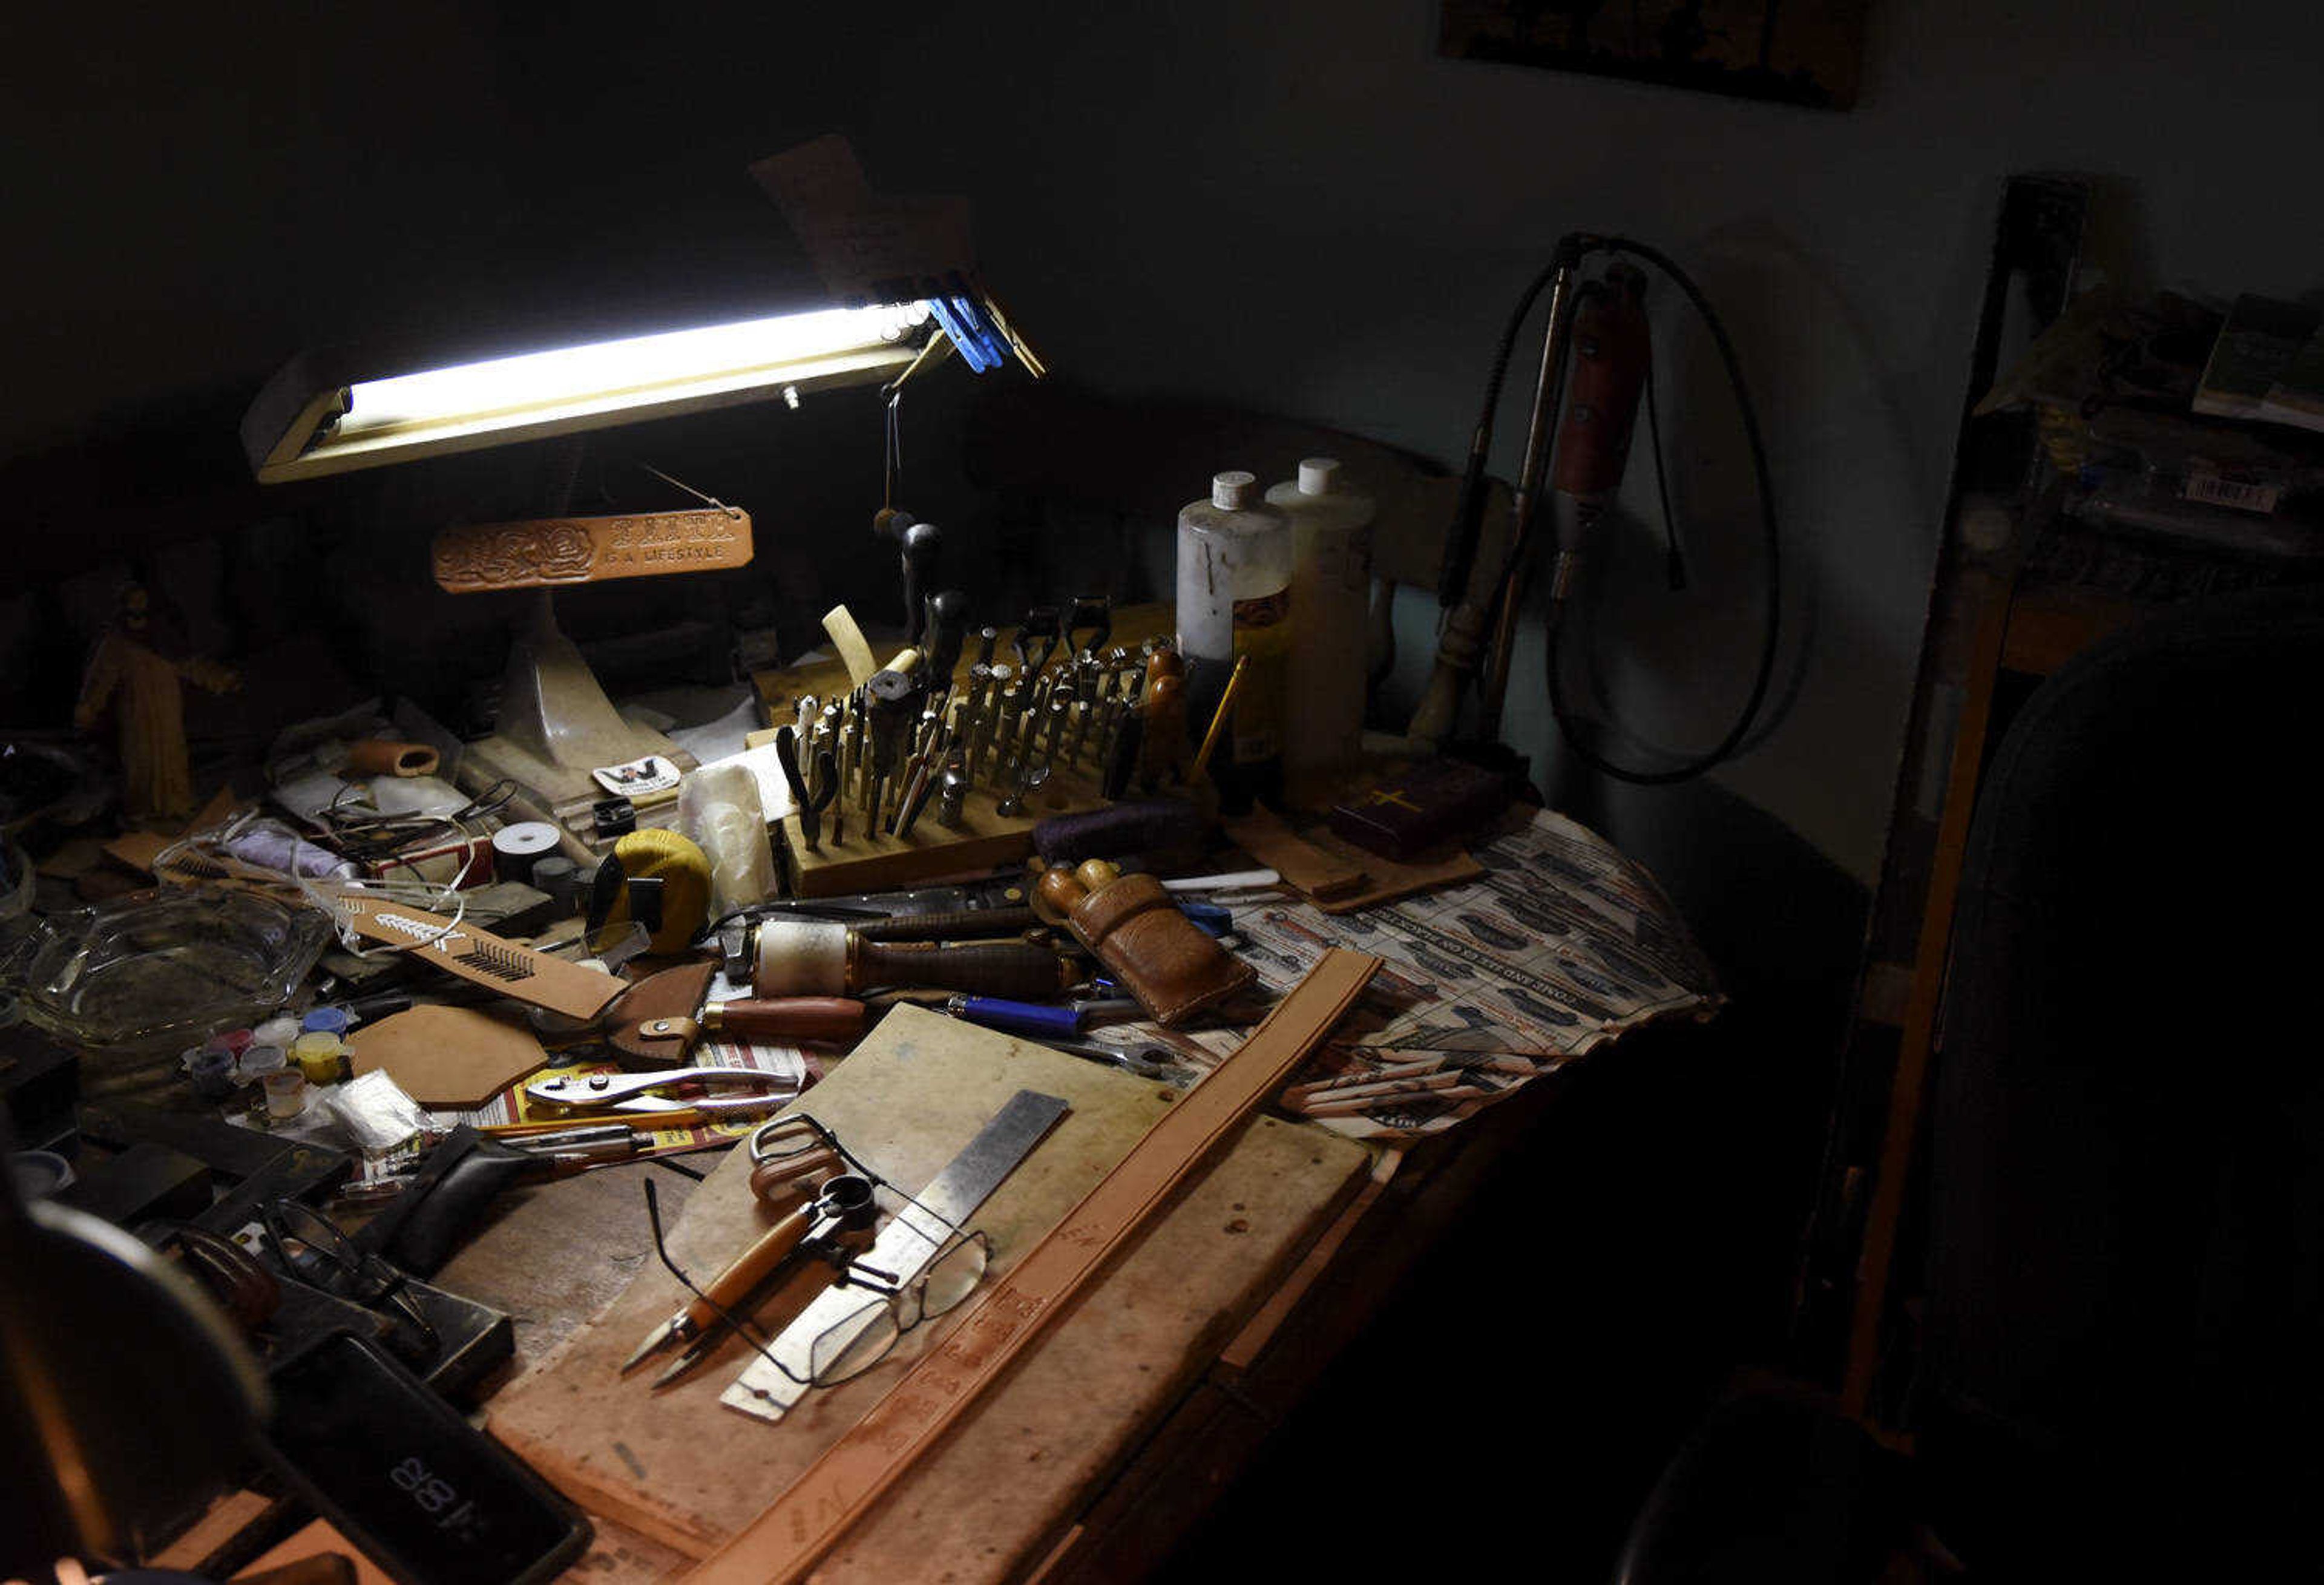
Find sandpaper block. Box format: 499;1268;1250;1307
347;1004;553;1110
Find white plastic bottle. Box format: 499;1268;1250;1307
1266;458;1374;793
1175;470;1292;810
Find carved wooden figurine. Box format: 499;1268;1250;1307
74;585;240;821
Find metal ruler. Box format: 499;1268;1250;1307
684;948;1380;1585
721;1086;1070;1422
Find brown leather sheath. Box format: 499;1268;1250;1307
1066;872;1255;1027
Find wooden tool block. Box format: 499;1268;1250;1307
750;603;1180;724
778;775;1105;897
484;1005;1371;1572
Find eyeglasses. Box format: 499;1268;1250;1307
808;1229;992;1386
646;1116;996;1393
260;1197;439;1359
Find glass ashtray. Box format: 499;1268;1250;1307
7;888;330;1057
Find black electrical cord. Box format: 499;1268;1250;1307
1544;235;1782;786
1643;354;1687;592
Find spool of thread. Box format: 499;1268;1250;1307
491;820;562;885
291;1031;352;1085
262;1069;307;1120
532;856;581;913
345;740;441;778
8;1151;75;1199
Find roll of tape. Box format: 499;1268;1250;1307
491;820;562;884
753;919;850;997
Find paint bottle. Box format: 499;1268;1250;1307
1265;458;1375;797
238;1044;287;1085
1175;471;1290;812
291;1031;352;1086
262;1069;308;1121
185;1045;238;1101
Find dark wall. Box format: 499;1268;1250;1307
9;0;2322;1081
0;2;928;718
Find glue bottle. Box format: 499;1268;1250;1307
1175;471;1290;812
1265;458;1374;798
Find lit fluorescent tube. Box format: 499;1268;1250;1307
243;301;930;483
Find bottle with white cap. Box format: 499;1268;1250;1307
1265;458;1375;795
1175;470;1291;810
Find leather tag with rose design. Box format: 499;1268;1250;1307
432;508;752;592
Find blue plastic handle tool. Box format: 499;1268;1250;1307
1177;899;1233;936
943;275;1014;369
926;295;999;373
945;996;1086;1039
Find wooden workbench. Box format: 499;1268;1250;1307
409;1002;1579;1585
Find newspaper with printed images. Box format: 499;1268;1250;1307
1104;807;1722;1141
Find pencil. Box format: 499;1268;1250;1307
1190;654;1249;782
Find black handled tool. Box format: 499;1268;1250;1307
1068;594;1112;663
901;522;942;646
1014;604;1062;678
775;727;836;852
924;588;970;687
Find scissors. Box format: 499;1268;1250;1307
522;1066;798;1117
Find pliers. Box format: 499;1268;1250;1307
524;1067;798;1117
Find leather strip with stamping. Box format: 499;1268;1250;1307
683;948;1381;1585
432;509;753;592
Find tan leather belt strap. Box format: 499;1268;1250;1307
684;948;1381;1585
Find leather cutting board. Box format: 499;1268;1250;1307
485;1005;1370;1576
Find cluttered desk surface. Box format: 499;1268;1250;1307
5;594;1722;1584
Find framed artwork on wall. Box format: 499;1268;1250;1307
1439;1;1868;110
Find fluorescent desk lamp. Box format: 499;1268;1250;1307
240;296;969;844
241;301;930;484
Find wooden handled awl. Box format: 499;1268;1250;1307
622;1173;878;1387
606;959;865;1065
637;998;870;1049
750;919;1074;1000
